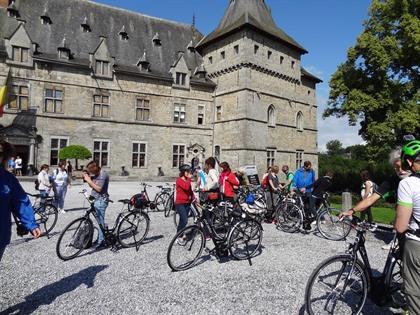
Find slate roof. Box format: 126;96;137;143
301;67;323;83
196;0;307;54
0;0;211;83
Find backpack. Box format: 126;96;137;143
261;174;269;189
34;179;40;191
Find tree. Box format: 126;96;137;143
345;144;368;160
326;140;345;156
59;145;92;170
325;0;420;158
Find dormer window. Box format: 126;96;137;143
175;72;187;86
81;17;91;33
137;51;150;72
95;60;110;76
12;46;29;63
41;14;52;25
152;33;161;46
58;49;69;60
7;2;19;18
119;26;129;41
187;41;195;52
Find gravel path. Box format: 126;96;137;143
0;182;398;314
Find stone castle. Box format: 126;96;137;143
0;0;321;177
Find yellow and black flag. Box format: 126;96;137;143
0;68;11;118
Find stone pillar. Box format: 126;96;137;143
342;192;352;211
27;138;35;176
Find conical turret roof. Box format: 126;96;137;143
197;0;307;54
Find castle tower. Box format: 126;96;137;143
196;0;321;173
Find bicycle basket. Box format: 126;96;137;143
72;222;91;250
130;193;148;209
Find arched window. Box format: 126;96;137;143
296;111;304;131
267;105;275;127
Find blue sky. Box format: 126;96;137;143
95;0;372;152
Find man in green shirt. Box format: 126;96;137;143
280;165;294;192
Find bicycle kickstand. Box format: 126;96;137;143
246;241;253;266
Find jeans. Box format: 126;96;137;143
175;204;191;233
55;185;68;210
0;247;5;262
94;197;109;244
39;190;49;212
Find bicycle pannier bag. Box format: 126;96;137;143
72;222;91;249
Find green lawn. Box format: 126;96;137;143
331;203;395;226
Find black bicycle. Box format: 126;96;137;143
164;185;175;217
154;183;173;212
305;219;405;314
56;190;150;261
27;193;58;238
167;202;263;272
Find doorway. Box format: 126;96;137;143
14;145;29;175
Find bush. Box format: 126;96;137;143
59;145;92;170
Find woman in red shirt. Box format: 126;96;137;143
219;162;239;202
175;164;194;233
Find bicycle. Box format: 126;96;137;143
135;182;172;214
164;185;175;218
275;192;351;241
27;192;58;238
167;202;263;272
305;218;405;314
56;190;150;261
154;183;173;212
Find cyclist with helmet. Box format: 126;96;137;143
394;139;420;315
175;164;195;234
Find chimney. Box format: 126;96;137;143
0;0;11;8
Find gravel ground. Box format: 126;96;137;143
0;182;398;315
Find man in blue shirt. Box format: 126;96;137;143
0;141;41;261
293;161;316;193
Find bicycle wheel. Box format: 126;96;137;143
385;258;405;308
167;225;205;272
276;202;303;233
56;218;93;261
305;255;368;315
164;196;174;217
35;204;58;236
155;192;170;212
317;208;352;241
117;211;150;248
228;219;263;260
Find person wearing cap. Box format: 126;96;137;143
0;141;41;262
175;164;195;234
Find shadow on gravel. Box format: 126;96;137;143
3;265;108;315
142;234;164;245
8;232;60;247
63;207;87;213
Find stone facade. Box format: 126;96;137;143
0;0;321;179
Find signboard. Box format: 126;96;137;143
242;165;260;185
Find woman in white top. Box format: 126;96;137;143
37;164;52;212
53;162;71;213
360;170;374;223
204;157;219;192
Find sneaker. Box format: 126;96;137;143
369;223;378;232
95;241;107;250
176;237;187;246
60;209;66;214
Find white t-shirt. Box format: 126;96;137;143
361;180;374;198
205;168;219;191
53;170;69;187
15;158;22;169
397;176;420;241
37;170;51;191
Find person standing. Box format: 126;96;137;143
280;165;294;192
360;170;374;223
15;156;22;176
175;164;194;235
267;165;281;220
204;157;219;192
7;157;15;174
393;140;420;315
53;162;71;214
0;141;41;262
308;171;334;219
219;162;239;202
293;161;316;194
37;164;52;211
82;161;109;249
66;161;73;178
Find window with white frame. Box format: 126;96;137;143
197;105;205;125
94;140;109;167
9;85;29;110
12;46;29;63
50;138;68;166
172;145;185;168
296;111;304;131
93;94;110;118
267;105;275;127
175;72;187;86
267;149;275;168
296;151;304;169
136;98;150;121
44;88;63;113
173;103;186;123
95;60;109;76
132;142;147;168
